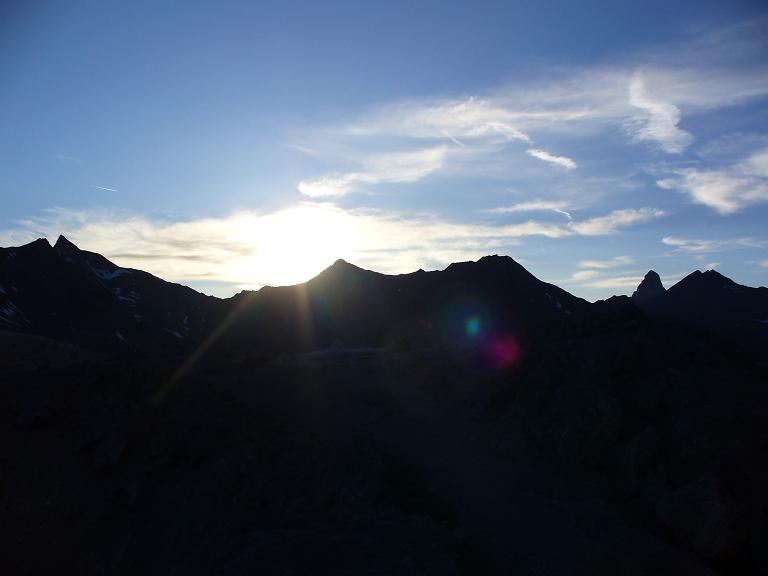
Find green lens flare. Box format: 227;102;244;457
466;315;481;337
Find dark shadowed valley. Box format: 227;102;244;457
1;237;767;575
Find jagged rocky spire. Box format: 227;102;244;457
632;270;665;304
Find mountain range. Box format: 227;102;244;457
2;236;766;357
1;236;767;575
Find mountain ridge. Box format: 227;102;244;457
1;237;766;355
7;237;766;300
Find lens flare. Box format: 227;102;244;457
487;334;521;369
466;315;481;337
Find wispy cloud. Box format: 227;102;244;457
283;143;321;157
576;255;635;269
284;17;768;208
92;185;119;193
341;96;534;143
568;255;637;286
657;147;768;214
484;200;572;219
626;73;692;153
568;207;666;235
580;275;646;289
299;146;449;197
662;235;766;253
54;153;83;164
571;269;602;281
298;175;358;198
295;34;768;199
525;148;577;169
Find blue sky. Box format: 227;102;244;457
2;0;767;299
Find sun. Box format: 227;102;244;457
230;204;360;288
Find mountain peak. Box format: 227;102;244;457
14;237;52;253
54;235;79;252
632;270;665;304
672;270;739;293
51;234;121;273
309;258;377;285
674;268;737;291
447;254;516;271
325;258;366;274
701;269;731;282
478;254;515;264
444;255;535;285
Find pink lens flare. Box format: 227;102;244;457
487;334;521;368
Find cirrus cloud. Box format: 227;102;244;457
662;235;767;253
484;200;573;219
576;255;635;269
657;147;768;214
299;146;449;197
525;148;577;169
626;73;693;154
568;207;666;235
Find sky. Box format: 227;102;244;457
1;0;767;300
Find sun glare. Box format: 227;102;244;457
231;204;360;288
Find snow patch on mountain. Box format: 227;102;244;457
112;287;139;305
91;265;132;281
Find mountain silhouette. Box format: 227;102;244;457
0;236;224;354
1;237;767;575
637;268;768;348
3;237;766;356
2;240;595;356
631;270;665;304
217;253;592;358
